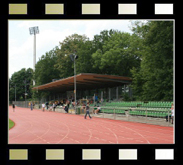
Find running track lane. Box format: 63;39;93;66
9;106;173;144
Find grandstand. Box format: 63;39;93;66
15;73;173;126
90;101;172;118
87;101;173;126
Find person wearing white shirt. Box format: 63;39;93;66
42;103;45;112
171;103;174;124
171;104;174;124
95;106;101;114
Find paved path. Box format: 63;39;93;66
9;106;173;144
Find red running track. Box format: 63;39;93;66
9;106;173;144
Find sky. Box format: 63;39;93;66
9;19;136;78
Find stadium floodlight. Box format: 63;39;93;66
29;26;39;86
69;54;74;61
29;26;39;35
70;54;78;62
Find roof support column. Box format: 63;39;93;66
129;85;132;98
105;88;108;100
93;90;96;104
109;88;111;102
101;91;103;105
116;86;119;101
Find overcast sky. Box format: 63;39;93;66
8;19;136;78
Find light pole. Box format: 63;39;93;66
24;79;29;107
69;51;78;114
29;26;39;86
15;84;16;105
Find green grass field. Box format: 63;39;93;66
9;119;15;130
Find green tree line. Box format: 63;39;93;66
9;21;173;102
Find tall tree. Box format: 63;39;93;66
9;68;33;101
130;21;173;101
55;34;91;78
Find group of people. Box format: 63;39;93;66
41;102;56;112
88;96;103;105
41;99;72;113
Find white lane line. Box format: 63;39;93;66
84;120;119;144
55;122;70;144
21;110;71;144
89;118;149;144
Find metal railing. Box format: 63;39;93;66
77;106;173;127
12;101;40;108
11;101;173;127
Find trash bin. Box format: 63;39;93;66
77;108;80;114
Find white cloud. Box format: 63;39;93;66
17;20;46;29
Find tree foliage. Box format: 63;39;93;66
130;21;173;101
9;68;33;102
55;34;93;78
92;31;142;76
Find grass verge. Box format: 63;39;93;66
9;119;15;130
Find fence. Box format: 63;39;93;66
12;101;40;108
76;106;173;127
11;101;173;127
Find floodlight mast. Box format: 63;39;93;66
29;26;39;86
74;53;77;114
70;51;78;114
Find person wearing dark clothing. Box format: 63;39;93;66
84;103;92;119
65;100;70;113
58;101;61;106
165;114;171;122
67;102;70;108
30;102;33;111
53;103;56;111
97;100;100;106
12;104;15;112
46;102;49;110
64;103;68;113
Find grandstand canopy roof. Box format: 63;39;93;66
32;73;132;92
